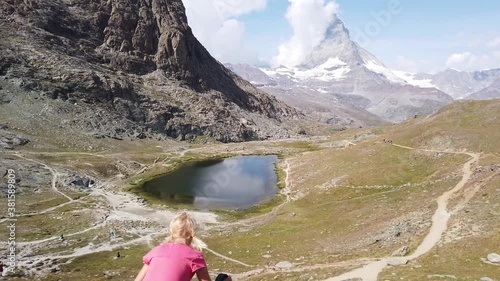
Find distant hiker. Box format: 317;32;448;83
215;274;232;281
134;212;227;281
110;230;115;238
0;261;3;274
115;252;121;258
60;234;64;241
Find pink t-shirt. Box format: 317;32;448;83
142;243;207;281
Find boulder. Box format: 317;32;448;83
275;261;294;270
386;257;409;266
487;253;500;263
427;274;457;279
0;134;29;149
392;246;410;257
66;175;96;189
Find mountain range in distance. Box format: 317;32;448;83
1;0;498;146
226;15;500;125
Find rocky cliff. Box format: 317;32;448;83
0;0;298;143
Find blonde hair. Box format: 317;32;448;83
165;213;206;252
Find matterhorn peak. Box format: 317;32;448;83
324;15;351;42
300;14;382;70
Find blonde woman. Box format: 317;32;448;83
134;213;211;281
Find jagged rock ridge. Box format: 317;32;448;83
0;0;298;143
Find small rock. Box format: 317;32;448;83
386;257;409;266
275;261;294;270
427;274;457;279
262;255;271;259
487;253;500;263
480;277;494;281
392;246;410;257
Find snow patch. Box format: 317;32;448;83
262;57;350;82
364;60;406;84
364;60;436;88
392;71;435;88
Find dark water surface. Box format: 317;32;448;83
142;155;279;210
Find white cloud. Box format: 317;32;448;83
445;52;500;71
271;0;339;68
394;56;418;73
182;0;267;64
487;37;500;49
446;52;474;66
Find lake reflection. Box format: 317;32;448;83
142;155;279;210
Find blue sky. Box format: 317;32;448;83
184;0;500;73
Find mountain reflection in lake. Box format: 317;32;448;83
142;155;279;210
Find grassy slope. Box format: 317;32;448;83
203;100;500;280
2;99;499;280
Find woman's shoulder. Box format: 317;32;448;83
153;243;203;255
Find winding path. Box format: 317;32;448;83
324;144;480;281
14;153;74;202
17;222;107;247
204;248;253;268
3;142;488;280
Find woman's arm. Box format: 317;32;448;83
195;267;212;281
134;264;149;281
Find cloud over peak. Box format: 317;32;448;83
271;0;339;68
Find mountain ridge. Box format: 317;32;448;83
0;0;301;144
399;68;500;99
228;15;454;123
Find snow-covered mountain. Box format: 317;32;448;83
228;15;454;123
465;78;500;100
390;68;500;100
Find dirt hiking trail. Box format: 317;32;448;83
2;142;487;280
324;144;480;281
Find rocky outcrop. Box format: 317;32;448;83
0;125;29;149
0;0;298;142
465;78;500;100
65;175;96;190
